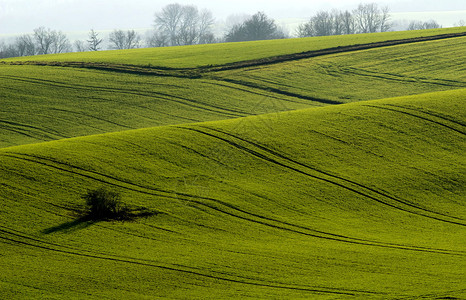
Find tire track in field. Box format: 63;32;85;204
0;75;246;118
0;120;67;140
0;226;376;296
184;126;465;226
2;151;463;255
214;77;342;105
49;108;135;129
204;32;466;73
363;104;466;136
51;100;203;125
341;67;466;88
0;125;39;139
383;103;466;129
396;289;466;300
203;80;324;106
4;150;466;254
9;32;465;78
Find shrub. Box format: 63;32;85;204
82;188;129;220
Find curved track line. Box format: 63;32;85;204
342;67;465;88
212;77;341;105
204;126;465;220
0;75;247;118
205;32;466;73
364;105;466;136
5;32;465;77
0;228;375;296
383;103;466;129
186;126;465;226
1;152;464;255
0;120;66;140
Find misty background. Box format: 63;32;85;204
0;0;465;47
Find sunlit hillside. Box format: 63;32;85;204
1;28;465;299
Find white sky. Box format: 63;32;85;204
1;0;465;36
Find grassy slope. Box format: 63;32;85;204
1;29;465;149
1;90;465;299
0;65;314;148
215;36;466;102
2;27;465;68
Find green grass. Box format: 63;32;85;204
1;31;465;148
0;28;465;299
2;27;465;68
216;36;466;102
1;90;465;299
0;64;316;148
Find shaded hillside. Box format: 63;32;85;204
1;29;465;148
0;65;314;148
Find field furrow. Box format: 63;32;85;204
1;28;465;299
183;126;465;226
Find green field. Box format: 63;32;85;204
1;28;465;299
3;27;465;68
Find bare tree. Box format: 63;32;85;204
51;31;71;54
0;41;19;58
313;11;335;36
34;27;55;54
341;10;356;35
15;34;36;56
155;3;184;46
109;29;141;50
146;30;169;47
154;4;214;46
225;12;286;42
198;9;215;44
408;20;442;30
296;22;314;38
74;40;87;52
332;10;345;35
380;6;391;32
297;9;359;37
125;30;141;49
353;3;391;33
1;28;70;58
109;30;126;49
177;5;199;45
88;29;103;51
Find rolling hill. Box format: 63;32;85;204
1;28;465;299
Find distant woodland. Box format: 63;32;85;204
0;2;456;58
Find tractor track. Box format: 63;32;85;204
3;32;465;78
182;126;465;226
0;226;378;296
364;104;466;136
2;150;464;256
383;103;466;129
0;75;247;119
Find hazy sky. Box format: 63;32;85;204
1;0;465;35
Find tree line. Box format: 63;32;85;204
1;27;72;57
296;3;391;37
0;2;449;59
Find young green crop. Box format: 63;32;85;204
1;33;465;149
0;28;465;299
216;36;466;102
0;64;315;148
2;27;464;68
1;90;464;299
